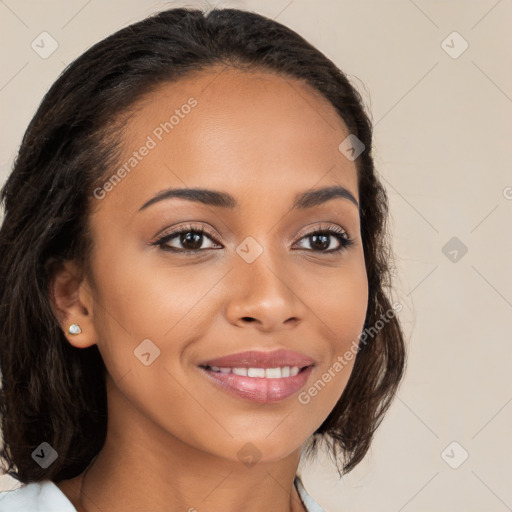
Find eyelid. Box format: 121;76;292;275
294;222;350;240
151;222;220;245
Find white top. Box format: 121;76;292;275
0;476;327;511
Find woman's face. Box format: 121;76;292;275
77;66;368;463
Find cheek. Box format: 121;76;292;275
307;254;369;349
87;235;236;412
296;256;368;413
89;248;219;365
86;249;223;446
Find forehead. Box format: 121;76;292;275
96;66;359;215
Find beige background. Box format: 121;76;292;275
1;1;511;511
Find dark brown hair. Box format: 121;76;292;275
0;6;406;483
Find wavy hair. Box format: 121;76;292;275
0;6;407;483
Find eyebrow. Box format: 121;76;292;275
138;185;359;212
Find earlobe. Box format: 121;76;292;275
49;260;97;349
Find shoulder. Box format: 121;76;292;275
0;476;324;512
294;475;329;512
0;480;77;511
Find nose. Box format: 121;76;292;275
224;248;307;332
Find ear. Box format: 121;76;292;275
49;260;97;349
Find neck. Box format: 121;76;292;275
62;378;307;512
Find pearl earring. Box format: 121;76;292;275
68;323;82;335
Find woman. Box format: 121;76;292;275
0;7;406;511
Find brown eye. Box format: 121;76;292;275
153;225;222;253
294;226;354;254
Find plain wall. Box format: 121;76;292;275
1;1;511;511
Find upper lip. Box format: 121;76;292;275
199;349;315;369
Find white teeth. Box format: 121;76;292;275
248;368;266;378
208;365;303;378
265;367;282;378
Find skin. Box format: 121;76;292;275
51;66;369;512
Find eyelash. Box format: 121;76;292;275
151;223;355;255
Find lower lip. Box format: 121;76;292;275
199;366;314;403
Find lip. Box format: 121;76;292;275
199;349;315;369
199;365;314;403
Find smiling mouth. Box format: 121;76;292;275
198;363;315;403
199;364;312;379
